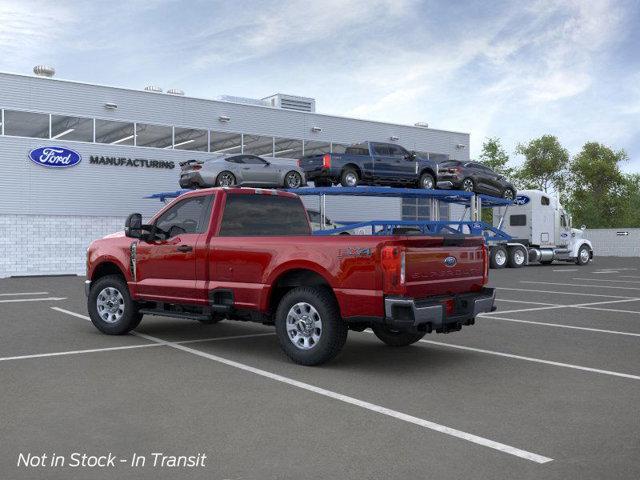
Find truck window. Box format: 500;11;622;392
219;194;311;236
344;143;369;156
541;196;550;205
372;144;390;156
510;214;527;226
155;195;213;236
387;145;407;157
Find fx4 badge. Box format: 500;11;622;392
444;256;457;267
338;247;372;259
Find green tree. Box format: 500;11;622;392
479;137;514;177
566;142;628;228
619;174;640;227
515;135;569;193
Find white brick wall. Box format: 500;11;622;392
583;228;640;257
0;214;126;277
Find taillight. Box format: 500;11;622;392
381;246;405;295
297;159;302;167
482;244;489;284
322;153;331;169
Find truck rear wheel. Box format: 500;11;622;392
87;275;142;335
340;168;359;187
275;287;348;366
371;326;426;346
489;246;507;269
507;246;526;268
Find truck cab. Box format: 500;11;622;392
493;189;593;266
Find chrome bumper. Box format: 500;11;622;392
84;280;91;297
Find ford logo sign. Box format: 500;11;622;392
514;195;530;205
28;146;82;168
444;256;457;267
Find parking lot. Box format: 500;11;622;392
1;257;640;480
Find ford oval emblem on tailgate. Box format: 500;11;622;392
444;256;457;267
28;146;82;168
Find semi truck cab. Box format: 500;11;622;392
492;189;593;267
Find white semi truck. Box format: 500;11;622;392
489;189;593;268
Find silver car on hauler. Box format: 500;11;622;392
179;154;307;189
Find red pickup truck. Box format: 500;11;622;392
85;188;495;365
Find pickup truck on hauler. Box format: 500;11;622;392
298;141;439;189
85;188;495;365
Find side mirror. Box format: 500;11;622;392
125;213;142;238
581;224;586;230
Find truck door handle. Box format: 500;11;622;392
176;245;193;252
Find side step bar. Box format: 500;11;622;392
138;308;212;322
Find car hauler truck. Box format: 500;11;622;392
489;189;593;268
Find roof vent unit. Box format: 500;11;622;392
144;85;163;93
414;122;429;128
262;93;316;113
167;88;185;96
217;95;270;107
33;65;55;78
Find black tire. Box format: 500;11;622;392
87;275;142;335
284;171;303;189
502;188;516;200
576;245;591;265
216;171;236;187
507;246;526;268
340;168;359;187
540;260;554;265
461;178;475;192
275;287;348;366
314;179;332;187
419;172;435;190
489;246;508;269
371;325;426;346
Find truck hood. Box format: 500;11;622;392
103;230;126;239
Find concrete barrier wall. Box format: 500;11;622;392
583;228;640;257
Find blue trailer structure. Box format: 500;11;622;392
146;186;524;268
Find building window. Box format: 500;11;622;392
210;131;242;154
173;127;208;151
135;123;173;148
243;134;274;156
303;140;330;156
3;110;50;139
273;137;303;159
50;114;94;142
95;119;135;145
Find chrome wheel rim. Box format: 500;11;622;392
495;249;507;266
96;287;125;323
218;172;235;187
503;189;514;200
286;172;301;188
514;249;525;265
421;176;434;189
286;302;322;350
345;172;357;187
580;248;590;263
462;179;474;191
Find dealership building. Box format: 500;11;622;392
0;68;470;277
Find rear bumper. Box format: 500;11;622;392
383;287;496;333
179;172;206;188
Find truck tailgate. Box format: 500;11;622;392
387;237;486;298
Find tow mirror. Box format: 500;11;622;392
125;213;142;238
581;224;586;230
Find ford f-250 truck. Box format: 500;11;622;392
85;187;495;365
298;141;439;189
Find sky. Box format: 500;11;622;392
1;0;639;171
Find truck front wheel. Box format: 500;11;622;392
371;326;426;346
576;245;591;265
275;287;348;366
88;275;142;335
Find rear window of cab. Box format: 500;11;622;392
219;194;311;236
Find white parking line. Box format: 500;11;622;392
552;269;578;272
494;299;558;306
619;275;640;279
138;331;553;464
420;340;640;381
521;281;640;291
0;292;49;296
484;305;566;315
575;306;640;315
52;307;552;464
0;343;162;362
573;278;640;284
480;315;640;338
498;287;637;299
0;297;66;303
